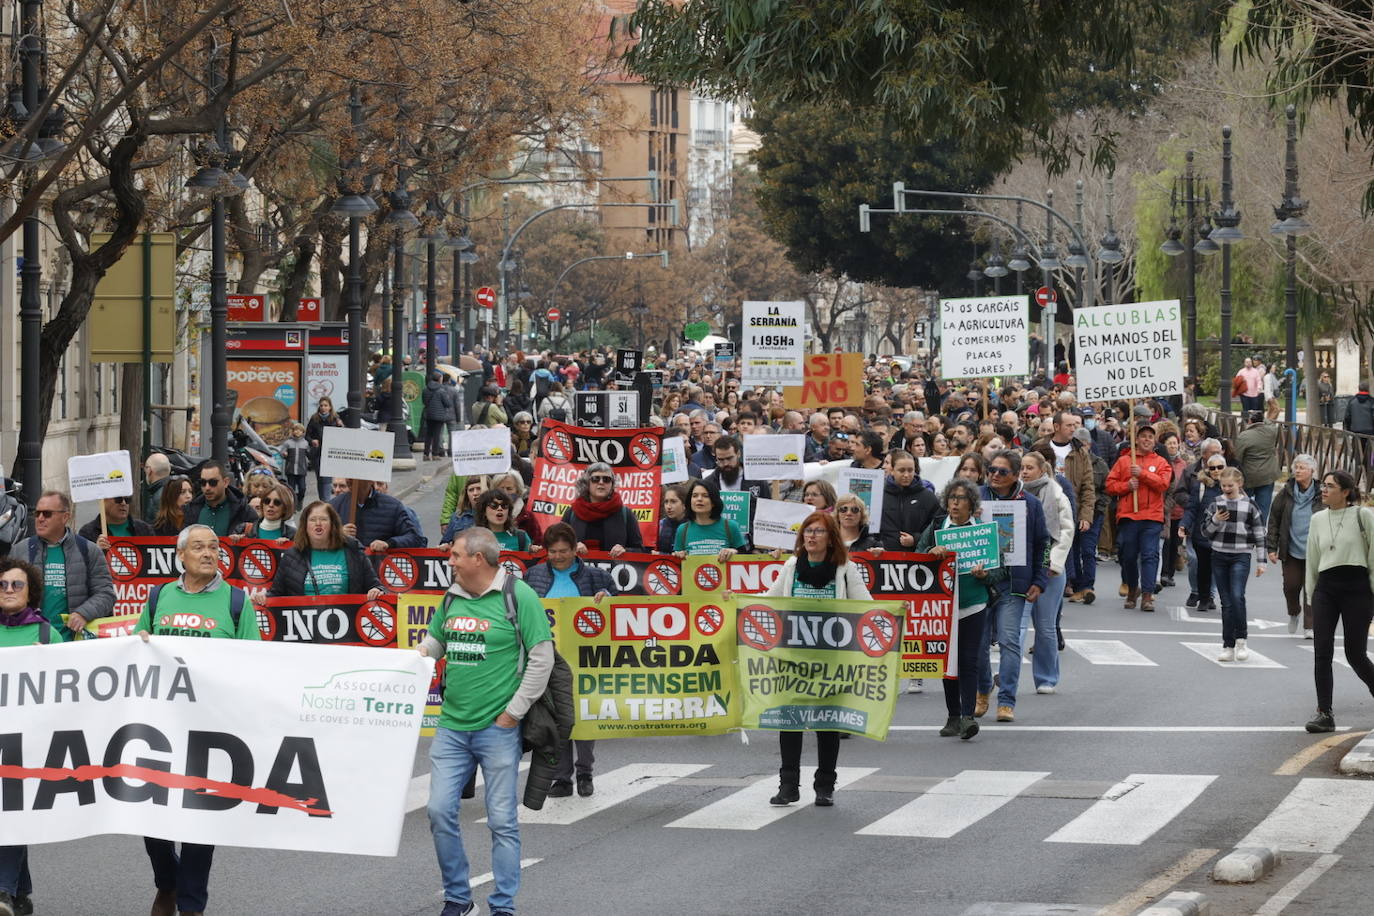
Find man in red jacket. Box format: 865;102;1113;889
1104;422;1173;612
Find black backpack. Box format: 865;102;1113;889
147;582;247;626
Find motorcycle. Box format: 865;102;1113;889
0;478;27;556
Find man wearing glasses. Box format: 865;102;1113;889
182;460;258;536
16;490;115;635
78;495;156;549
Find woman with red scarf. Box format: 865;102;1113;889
562;462;643;558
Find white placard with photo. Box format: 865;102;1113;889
939;295;1030;379
752;497;817;551
836;466;885;533
981;500;1028;568
67;450;133;502
661;436;689;484
742;434;806;480
319;426;395;483
450;426;512;476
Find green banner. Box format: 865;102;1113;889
720;490;751;533
402;370;426;439
735;595;905;740
553;595;739;739
933;521;1001;574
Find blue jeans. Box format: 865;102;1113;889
978;591;1027;708
144;838;214;912
1213;551;1251;647
1117;519;1163;595
315;472;333;501
1068;513;1104;592
429;722;524;913
1019;574;1067;689
0;845;30;897
1247;484;1274;524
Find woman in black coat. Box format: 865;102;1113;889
562;462;643;556
268;501;382;598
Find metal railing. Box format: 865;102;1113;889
1201;407;1374;491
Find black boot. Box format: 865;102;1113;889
814;787;834;807
770;766;800;806
1305;709;1336;733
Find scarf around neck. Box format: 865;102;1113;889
1;606;46;627
796;555;839;589
572;492;624;522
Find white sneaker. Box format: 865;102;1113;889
1235;639;1250;661
1218;646;1236;662
1305;629;1314;640
1288;616;1300;634
1036;685;1056;695
906;679;923;694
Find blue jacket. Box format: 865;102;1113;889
524;559;615;598
978;482;1051;597
328;489;427;549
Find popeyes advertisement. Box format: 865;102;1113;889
227;358;303;444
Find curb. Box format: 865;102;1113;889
393;462;449;502
1136;891;1210;916
1212;846;1279;883
1339;733;1374;776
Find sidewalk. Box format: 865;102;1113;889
390;457;452;502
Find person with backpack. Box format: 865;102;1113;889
418;526;554;916
422;370;459;460
470;385;508;429
17;489;115;637
134;524;258;916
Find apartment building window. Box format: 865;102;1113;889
649;89;658;127
57;352;67;420
671;91;679;129
93;362;102;414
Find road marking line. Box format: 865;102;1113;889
666;766;877;830
496;763;709;825
1253;853;1341;915
1239;778;1374;853
1297;644;1351;668
1274;730;1369;776
887;725;1350;732
436;858;542;897
1098;847;1218;916
856;769;1048;838
405;762;531;814
1181;641;1286;668
1063;628;1344;640
1066;639;1158;666
1045;774;1216;846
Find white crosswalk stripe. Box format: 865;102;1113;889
499;763;710;826
1044;773;1216;845
666;766;878;831
1180;641;1286;668
1298;644;1350;668
1066;639;1157;666
1237;778;1374;853
855;769;1049;838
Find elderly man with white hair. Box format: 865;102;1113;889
1266;453;1321;639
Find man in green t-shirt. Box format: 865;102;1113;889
417;527;552;916
15;490;116;636
135;524;258;916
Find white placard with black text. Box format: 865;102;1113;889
742;434;806;480
752;498;817;551
319;426;395;483
836;466;885;533
741;300;805;387
67;450;134;502
661;436;689;484
938;295;1030;380
1073;300;1184;402
450;426;512;476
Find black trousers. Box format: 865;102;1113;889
145;838;214;912
423;419;449;457
943;608;987;717
1312;565;1374;711
779;731;839;791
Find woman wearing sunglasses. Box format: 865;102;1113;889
473;489;532;552
0;557;63;916
763;511;871;808
77;495;156;550
234;483;297;542
269;501;382;599
563;463;643;557
835;494;881;553
1179;455;1227;613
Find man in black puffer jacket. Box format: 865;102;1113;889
329;481;427;552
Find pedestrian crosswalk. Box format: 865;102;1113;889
443;764;1374;856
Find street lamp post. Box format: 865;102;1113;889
449;219;475;353
1095;175;1125;305
331;86;378;429
1212;126;1244;413
1163;152;1213;384
422;206;448;377
1038;190;1063;368
385;184;419;466
631;298;649;350
1272;104;1310;420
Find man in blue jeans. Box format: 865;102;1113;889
419;527;553;916
976;450;1051;723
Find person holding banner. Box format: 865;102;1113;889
135;524;259;916
0;557;63;916
657;483;691;554
491;472;542;545
764;511;872;807
17;490;115;636
919;479;990;740
563;463;643;556
525;522;614;798
441;477;489;546
233;482;296;542
78;494;156;549
269;502;383;599
675;480;748;561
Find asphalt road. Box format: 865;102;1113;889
30;476;1374;915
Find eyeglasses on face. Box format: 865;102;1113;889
111;496;130;504
947;494;970;502
837;505;862;514
34;509;64;518
588;475;614;484
802;528;828;537
0;579;28;591
200;477;222;487
262;498;285;507
989;467;1014;477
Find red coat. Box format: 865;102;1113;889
1105;447;1173;523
